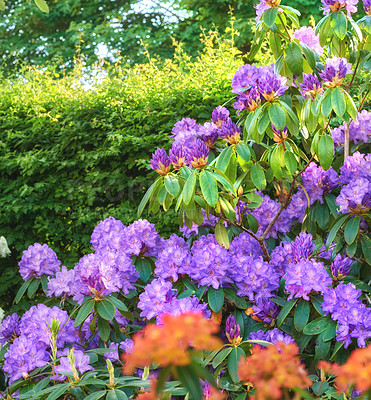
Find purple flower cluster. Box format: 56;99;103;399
330;254;353;279
302;162;339;204
150;148;171;175
255;0;281;22
91;216;126;252
232;64;287;113
0;313;21;345
364;0;371;13
319;57;352;87
230;235;279;300
286;188;308;223
249;328;295;347
299;73;323;99
321;0;358;16
18;243;61;281
225;315;241;344
154;234;191;281
188;234;232;289
53;349;93;380
252;298;279;325
332;110;371;146
322;282;371;348
336;152;371;214
138;278;209;322
293;27;323;54
2;304;80;384
219;119;241;145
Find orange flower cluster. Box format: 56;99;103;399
238;343;312;400
122;312;222;374
319;345;371;392
135;380;159;400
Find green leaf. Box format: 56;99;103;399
176;365;203;400
35;0;49;13
215;220;229;249
235;143;251;162
224;288;247;309
321;90;333;118
269;31;281;59
135;258;152;282
106;296;128;312
270;146;284;180
208;287;224;313
326;214;350;250
95;300;115;321
294;300;310;332
303;316;332;335
74;300;95;327
199;170;219;207
15;277;33;303
277;298;298;327
215;146;233;173
330;11;347;40
315;339;331;360
246;213;259;234
320;321;337;342
97;317;111;342
362;235;371;264
84;392;107;400
311;295;325;316
344;216;360;245
182;170;196;206
138;178;162;217
251;163;266;191
106;390;128;400
212;347;232;369
284;151;297;175
46;384;71;400
269;103;286;131
285;42;304;76
219;198;236;222
165;175;181;198
331;87;346;117
300;43;316;70
343;91;358;120
318;135;334;171
262;7;278;27
228;347;245;383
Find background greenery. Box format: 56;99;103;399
0;33;242;310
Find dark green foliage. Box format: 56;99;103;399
0;38;242;310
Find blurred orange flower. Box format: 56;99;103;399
319;345;371;392
238;342;312;400
122;312;222;374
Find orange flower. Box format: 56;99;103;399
136;380;159;400
122;312;222;374
238;343;312;400
319;346;371;392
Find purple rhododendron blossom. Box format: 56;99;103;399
364;0;371;13
0;313;21;346
91;216;126;252
332;110;371;146
339;151;371;185
321;0;358;16
286;188;308;223
47;265;77;298
231;64;260;93
169;143;188;169
299;73;323;98
293;27;323;54
219;119;241;144
252;298;279;325
197;122;219;148
330;253;353;278
249;328;295;347
322;283;371;348
171;118;199;138
189;138;209;168
269;241;295;276
3;335;49;384
211;106;230;127
319;57;353;86
290;232;315;262
18;243;61;281
258;70;288;101
225;315;241;343
150;148;171;176
336;178;371;214
285;259;332;300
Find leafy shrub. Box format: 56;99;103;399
0;33;242;310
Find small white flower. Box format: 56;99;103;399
0;236;11;258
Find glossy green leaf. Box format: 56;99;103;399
46;383;71;400
96;300;115;321
74;300;95;327
15;278;32;303
212;347;232;369
138;177;162;217
344;216;360;245
176;365;203;400
215;146;233;173
326;214;350;250
228;346;245;383
331;86;346;117
318;135;334;171
277;298;298;327
208;287;224;313
247;213;259;234
303;316;332;335
294;300;310;332
362;235;371;264
215;219;229;249
251;163;266;191
135;258;152;282
106;296;128;312
84;392;107;400
199;170;219;207
269;103;286;131
165;175;181;198
284;151;297;175
330;11;347;40
97;317;110;342
235;143;251;162
106;390;128;400
27;277;40;298
285;42;304;76
263;7;278;27
182;170;196;206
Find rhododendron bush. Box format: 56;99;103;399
0;0;370;399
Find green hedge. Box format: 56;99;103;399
0;35;242;308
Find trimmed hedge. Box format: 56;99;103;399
0;35;242;308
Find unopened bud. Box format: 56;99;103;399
238;186;244;197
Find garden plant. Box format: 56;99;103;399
0;0;370;399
